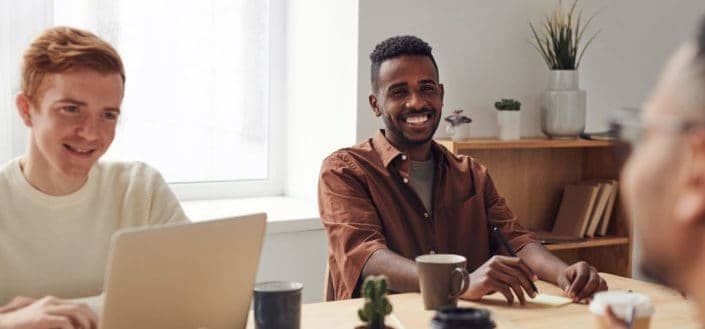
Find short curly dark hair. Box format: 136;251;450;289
369;35;438;93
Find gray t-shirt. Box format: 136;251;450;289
409;159;435;212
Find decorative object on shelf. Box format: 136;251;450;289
356;276;394;329
579;131;615;141
530;0;599;139
494;98;521;140
444;110;472;141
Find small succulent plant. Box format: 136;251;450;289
494;98;521;111
444;110;472;127
358;276;393;329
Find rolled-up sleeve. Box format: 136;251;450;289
483;172;538;253
318;152;388;300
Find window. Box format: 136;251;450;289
3;0;282;200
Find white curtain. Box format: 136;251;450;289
0;0;53;164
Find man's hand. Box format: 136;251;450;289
0;296;97;329
0;297;35;314
556;261;608;302
460;255;538;305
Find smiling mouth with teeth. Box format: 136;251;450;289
64;144;97;156
404;113;432;125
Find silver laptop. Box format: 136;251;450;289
98;213;266;329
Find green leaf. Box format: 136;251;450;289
358;309;368;322
529;0;598;70
384;300;392;314
576;30;600;68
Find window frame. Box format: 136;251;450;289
169;0;286;201
2;0;286;201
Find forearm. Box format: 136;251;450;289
361;249;419;293
516;242;568;284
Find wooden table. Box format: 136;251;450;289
247;273;700;328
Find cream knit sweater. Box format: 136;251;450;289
0;158;188;304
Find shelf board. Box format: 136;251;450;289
436;138;613;151
543;236;630;251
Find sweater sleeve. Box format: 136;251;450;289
143;165;190;225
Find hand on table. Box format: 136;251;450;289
460;255;538;305
0;296;97;329
556;261;608;302
0;297;35;314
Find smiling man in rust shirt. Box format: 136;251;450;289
318;35;608;303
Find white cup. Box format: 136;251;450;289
589;291;654;329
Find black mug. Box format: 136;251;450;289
253;281;303;329
430;307;496;329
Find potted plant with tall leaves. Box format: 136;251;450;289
530;0;599;139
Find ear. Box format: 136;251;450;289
439;83;445;105
369;93;382;117
673;131;705;228
15;93;34;127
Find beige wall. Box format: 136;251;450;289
356;0;705;141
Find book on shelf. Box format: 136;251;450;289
551;184;599;239
598;180;618;236
543;180;620;242
582;181;612;238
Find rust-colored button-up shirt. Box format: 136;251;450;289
318;131;538;300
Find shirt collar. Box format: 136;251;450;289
372;129;445;168
373;130;402;168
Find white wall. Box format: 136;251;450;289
284;0;359;201
356;0;705;141
256;230;327;304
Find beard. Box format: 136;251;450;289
382;110;440;146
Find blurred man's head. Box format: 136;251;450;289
15;26;125;178
368;36;444;149
622;19;705;291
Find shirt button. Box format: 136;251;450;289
423;212;429;219
401;154;407;160
402;177;409;184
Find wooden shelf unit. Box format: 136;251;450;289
436;137;614;151
437;137;632;276
543;236;630;251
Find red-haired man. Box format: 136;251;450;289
0;27;188;329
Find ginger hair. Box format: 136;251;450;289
21;26;125;103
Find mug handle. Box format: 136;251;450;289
449;267;470;299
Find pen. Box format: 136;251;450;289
491;225;539;294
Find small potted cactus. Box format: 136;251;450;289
494;98;521;140
444;110;472;141
356;276;394;329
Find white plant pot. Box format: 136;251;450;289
497;111;521;140
541;70;586;139
446;123;471;141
